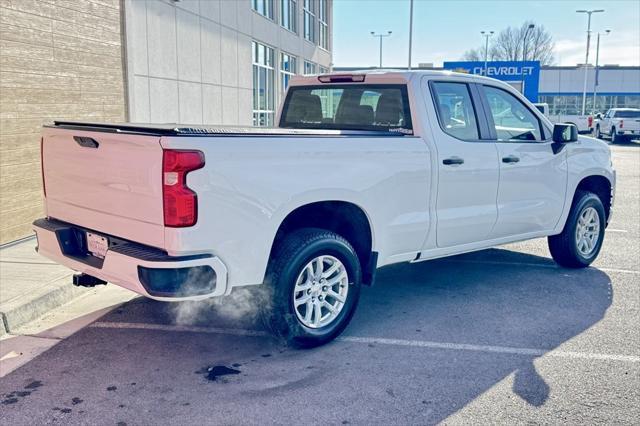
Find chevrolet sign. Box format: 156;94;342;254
443;61;541;102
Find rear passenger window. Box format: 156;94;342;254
483;86;542;141
431;82;480;141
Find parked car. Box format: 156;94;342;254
533;103;594;134
34;71;616;347
594;108;640;143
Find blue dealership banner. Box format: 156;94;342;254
443;61;541;102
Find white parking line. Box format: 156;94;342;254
607;229;628;233
599;267;640;274
90;322;640;364
91;321;267;337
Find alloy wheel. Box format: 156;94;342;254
575;206;600;257
293;255;349;329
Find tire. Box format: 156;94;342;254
595;125;602;139
610;127;618;143
261;228;361;348
548;191;606;268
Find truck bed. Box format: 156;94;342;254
40;120;413;251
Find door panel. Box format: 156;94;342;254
492;143;567;237
427;81;500;248
479;84;568;238
436;141;500;246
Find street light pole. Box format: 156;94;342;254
371;31;392;68
408;0;414;70
481;30;494;76
521;24;535;95
592;29;611;113
577;9;604;115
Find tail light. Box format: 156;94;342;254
162;150;205;227
619;120;624;129
40;137;46;197
588;116;593;128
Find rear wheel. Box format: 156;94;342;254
548;191;605;268
610;127;618;143
595;125;602;139
262;228;361;347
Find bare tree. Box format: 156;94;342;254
462;48;483;62
461;22;555;65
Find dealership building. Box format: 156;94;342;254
337;62;640;114
0;0;333;243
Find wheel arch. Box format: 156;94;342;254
574;175;613;223
268;200;377;285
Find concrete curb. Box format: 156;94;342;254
0;275;88;335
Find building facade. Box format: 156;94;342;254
0;0;127;244
124;0;332;127
0;0;333;244
441;61;639;113
538;66;640;115
338;63;640;114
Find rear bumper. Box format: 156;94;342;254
33;218;228;301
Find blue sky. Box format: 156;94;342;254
333;0;640;67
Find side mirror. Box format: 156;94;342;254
596;113;603;120
553;123;578;143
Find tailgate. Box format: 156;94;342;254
624;119;640;131
41;127;165;248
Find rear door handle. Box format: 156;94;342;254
443;157;464;165
502;155;520;164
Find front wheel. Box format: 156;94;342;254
262;228;361;348
548;191;606;268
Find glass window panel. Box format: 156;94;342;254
303;0;316;42
280;0;297;33
281;84;413;132
431;82;480;141
252;0;274;19
483;85;542;141
252;42;275;127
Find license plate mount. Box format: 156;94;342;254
86;232;108;259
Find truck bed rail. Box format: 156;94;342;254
48;121;410;137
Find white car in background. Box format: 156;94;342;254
533;103;593;134
594;108;640;143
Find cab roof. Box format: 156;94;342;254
289;69;500;86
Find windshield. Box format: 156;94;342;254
280;84;413;133
615;110;640;118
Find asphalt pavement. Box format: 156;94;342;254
0;143;638;425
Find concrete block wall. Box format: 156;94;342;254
0;0;127;244
125;0;332;125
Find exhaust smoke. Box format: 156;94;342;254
169;267;272;327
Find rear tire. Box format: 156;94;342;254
548;191;605;268
595;125;602;139
610;127;618;143
261;228;361;348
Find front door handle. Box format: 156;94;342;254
443;157;464;165
502;155;520;163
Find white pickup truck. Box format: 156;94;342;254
35;71;615;347
533;103;594;134
594;108;640;143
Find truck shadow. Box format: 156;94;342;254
351;247;612;417
0;248;612;424
114;247;611;420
